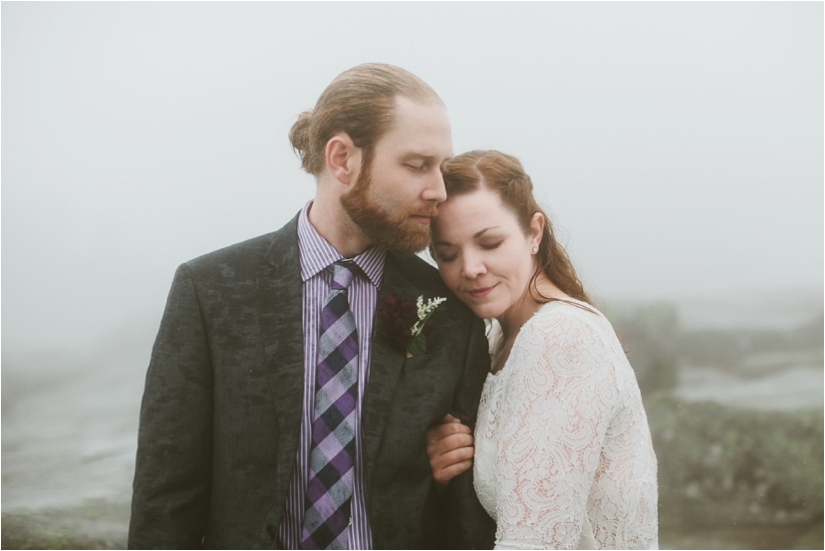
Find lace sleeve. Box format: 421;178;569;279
493;309;618;550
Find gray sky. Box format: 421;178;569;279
3;2;822;352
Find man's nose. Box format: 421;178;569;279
421;169;447;203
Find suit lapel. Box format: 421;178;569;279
256;214;306;495
362;254;422;484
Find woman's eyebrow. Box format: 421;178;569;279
474;227;501;239
434;227;502;247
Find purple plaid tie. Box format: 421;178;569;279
301;261;359;550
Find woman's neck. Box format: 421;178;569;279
496;274;569;341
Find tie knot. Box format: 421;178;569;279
330;260;358;290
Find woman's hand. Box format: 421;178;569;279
427;414;475;486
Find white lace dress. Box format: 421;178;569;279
474;300;658;550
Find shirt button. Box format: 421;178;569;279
348;517;353;526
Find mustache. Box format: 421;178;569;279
413;204;440;218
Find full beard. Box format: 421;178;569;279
341;159;437;256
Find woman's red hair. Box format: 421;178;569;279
440;150;593;306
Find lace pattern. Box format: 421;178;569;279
473;301;658;550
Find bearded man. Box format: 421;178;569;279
128;63;495;550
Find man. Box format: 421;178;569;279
129;63;495;549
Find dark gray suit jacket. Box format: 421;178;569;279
129;214;495;549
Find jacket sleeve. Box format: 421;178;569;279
128;263;214;549
442;315;497;549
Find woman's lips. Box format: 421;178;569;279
468;285;495;299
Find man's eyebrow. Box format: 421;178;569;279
401;152;438;161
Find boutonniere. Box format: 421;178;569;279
377;294;447;358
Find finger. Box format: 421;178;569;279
427;431;466;453
433;446;475;469
431;444;473;466
428;432;473;457
443;414;462;424
429;422;471;440
432;433;473;454
431;443;475;471
429;436;473;465
434;460;473;484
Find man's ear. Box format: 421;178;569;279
325;133;361;186
529;212;545;249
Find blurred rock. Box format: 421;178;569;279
604;302;680;396
677;312;824;374
647;396;824;529
659;520;824;550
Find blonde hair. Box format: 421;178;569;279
289;63;442;176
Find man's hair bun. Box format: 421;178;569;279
288;63;441;176
288;109;314;173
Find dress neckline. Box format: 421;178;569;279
486;298;600;377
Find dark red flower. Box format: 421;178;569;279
377;293;419;348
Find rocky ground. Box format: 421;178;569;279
2;324;148;549
2;500;130;550
3;504;822;550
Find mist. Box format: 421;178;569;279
3;2;821;352
2;3;822;549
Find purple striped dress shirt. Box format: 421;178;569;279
279;202;385;549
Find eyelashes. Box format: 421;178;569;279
436;241;504;263
439;254;458;263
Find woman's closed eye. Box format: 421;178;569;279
436;241;501;262
480;241;503;250
437;252;458;263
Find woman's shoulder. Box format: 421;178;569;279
527;298;610;338
515;299;624;375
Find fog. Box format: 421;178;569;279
2;3;823;549
3;2;821;352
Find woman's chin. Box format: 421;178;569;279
449;291;505;320
467;302;503;321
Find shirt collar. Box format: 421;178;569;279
296;201;386;288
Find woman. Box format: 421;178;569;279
427;150;658;549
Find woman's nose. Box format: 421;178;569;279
461;253;486;279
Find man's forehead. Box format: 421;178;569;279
393;93;444;111
379;96;453;156
391;95;448;124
